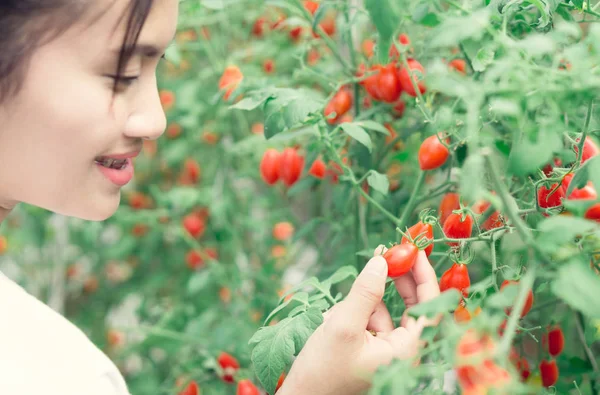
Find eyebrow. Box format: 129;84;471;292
113;43;171;58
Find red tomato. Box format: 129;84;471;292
388;33;411;59
252;17;266;37
236;380;261;395
514;357;530;381
440;263;470;297
179;381;199;395
439;193;461;225
454;303;471;323
183;158;201;184
392;99;406;118
324;88;353;124
317;16;336;37
472;200;502;231
218;65;243;100
418;134;450;170
542;158;562;176
585;203;600;222
289;26;304;41
183;214;205;238
398;59;426;97
383;243;419;277
263;59;275;74
260;149;281;185
401;222;434;256
562;174;597;200
276;373;286;392
273;222;294;241
377;64;402;103
362;39;375;59
538;183;566;209
304;0;319;14
574;137;600;164
218;352;240;383
539;359;559;387
363;65;383;101
309;158;326;179
186;250;204;270
449;59;467;74
500;280;534;318
442;213;473;247
542;326;565;357
159;90;175;111
280;148;305;187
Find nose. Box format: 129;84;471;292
123;74;167;140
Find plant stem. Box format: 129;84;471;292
575;311;599;394
398;171;426;233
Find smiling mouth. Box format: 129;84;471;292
95;157;128;170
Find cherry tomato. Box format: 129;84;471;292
585;203;600;223
383;243;419;278
442;213;473;247
179;381;199;395
454;303;471;323
218;351;240;383
388;33;411;59
516;357;531;381
324;88;353;124
183;214;205;238
273;222;294;241
542;158;562;176
159;90;175;111
449;59;467;74
439;192;461;225
260;149;281;185
537;183;566;209
276;373;286;392
363;65;383;101
280;148;305;187
303;0;319;14
418;134;450;170
472;200;502;231
542;326;565;357
362;39;375;59
539;359;559;387
562;174;597;200
401;221;434;256
317;16;336;37
574;136;600;164
309;158;326;179
236;380;261;395
183;158;201;184
392;99;406;118
263;59;275;74
440;263;471;297
398;59;426;97
500;280;534;318
252;17;266;37
218;65;243;100
289;26;304;41
186;250;204;270
377;64;402;103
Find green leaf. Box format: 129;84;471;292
229;93;273;111
430;9;490;48
367;171;390;195
407;289;462;319
187;270;211;295
486;283;519;309
412;3;440;26
263;89;323;139
537;216;600;251
323;265;358;288
250;307;323;394
567;155;600;196
508;128;562;176
357;120;391;135
312;3;330;32
264;292;310;325
472;47;495;72
365;0;399;64
572;0;584;8
340;123;373;152
552;260;600;318
164;43;181;66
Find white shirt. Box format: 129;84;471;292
0;271;130;395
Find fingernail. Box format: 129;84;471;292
365;256;387;277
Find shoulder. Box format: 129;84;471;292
0;272;130;395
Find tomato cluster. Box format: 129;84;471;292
260;148;304;187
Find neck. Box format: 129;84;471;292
0;202;16;226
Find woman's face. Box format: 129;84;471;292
0;0;178;221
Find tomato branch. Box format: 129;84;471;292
397;171;426;234
575;311;600;394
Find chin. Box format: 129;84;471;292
50;192;121;222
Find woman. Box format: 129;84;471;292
0;1;440;394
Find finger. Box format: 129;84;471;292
386;317;425;359
393;273;418;310
374;244;388;257
367;301;394;333
412;251;440;303
331;255;388;337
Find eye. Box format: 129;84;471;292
112;75;139;86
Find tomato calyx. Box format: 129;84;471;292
418;208;438;227
396;227;432;251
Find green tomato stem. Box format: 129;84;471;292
397;171;427;237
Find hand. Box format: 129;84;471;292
278;245;440;395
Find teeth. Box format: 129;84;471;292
96;158;127;169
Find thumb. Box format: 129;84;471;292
335;255;388;335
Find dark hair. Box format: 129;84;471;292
0;0;154;105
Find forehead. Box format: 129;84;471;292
76;0;178;53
